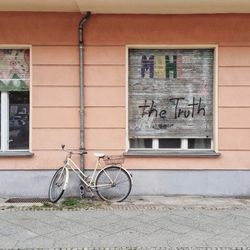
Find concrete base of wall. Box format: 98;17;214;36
1;170;250;198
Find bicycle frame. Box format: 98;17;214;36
62;153;129;190
63;155;102;188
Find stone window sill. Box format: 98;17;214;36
0;151;34;157
125;150;220;158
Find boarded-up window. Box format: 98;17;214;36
0;49;30;91
128;48;214;144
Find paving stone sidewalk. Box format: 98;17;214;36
1;196;250;249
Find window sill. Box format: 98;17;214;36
125;150;220;158
0;151;34;157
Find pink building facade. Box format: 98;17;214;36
1;10;250;197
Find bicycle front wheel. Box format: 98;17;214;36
48;167;68;203
95;166;132;202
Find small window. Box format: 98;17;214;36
159;139;181;149
188;138;211;149
130;139;152;149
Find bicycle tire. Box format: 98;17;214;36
48;167;68;203
95;166;132;202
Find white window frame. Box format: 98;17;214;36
125;44;218;153
0;45;32;153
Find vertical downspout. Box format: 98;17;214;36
79;11;91;172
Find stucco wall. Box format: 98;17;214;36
0;12;82;169
0;13;249;170
84;14;250;170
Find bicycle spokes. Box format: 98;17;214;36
95;166;132;202
49;167;67;203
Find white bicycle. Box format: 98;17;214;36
48;145;132;203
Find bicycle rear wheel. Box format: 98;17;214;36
95;166;132;202
48;167;68;203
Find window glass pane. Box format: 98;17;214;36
188;138;211;149
9;92;29;150
159;139;181;148
130;139;152;148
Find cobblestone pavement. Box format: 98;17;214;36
1;196;250;249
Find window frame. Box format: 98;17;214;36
0;45;32;154
125;44;218;155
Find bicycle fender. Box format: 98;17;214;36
100;165;133;184
121;167;133;184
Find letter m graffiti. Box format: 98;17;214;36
141;55;154;78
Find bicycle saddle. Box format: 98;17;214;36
94;152;105;158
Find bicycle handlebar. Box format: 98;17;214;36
61;144;87;155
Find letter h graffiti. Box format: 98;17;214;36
166;55;177;79
141;55;154;78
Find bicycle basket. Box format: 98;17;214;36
103;155;125;165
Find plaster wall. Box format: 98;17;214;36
0;13;249;173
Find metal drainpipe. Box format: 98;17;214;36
79;11;91;172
